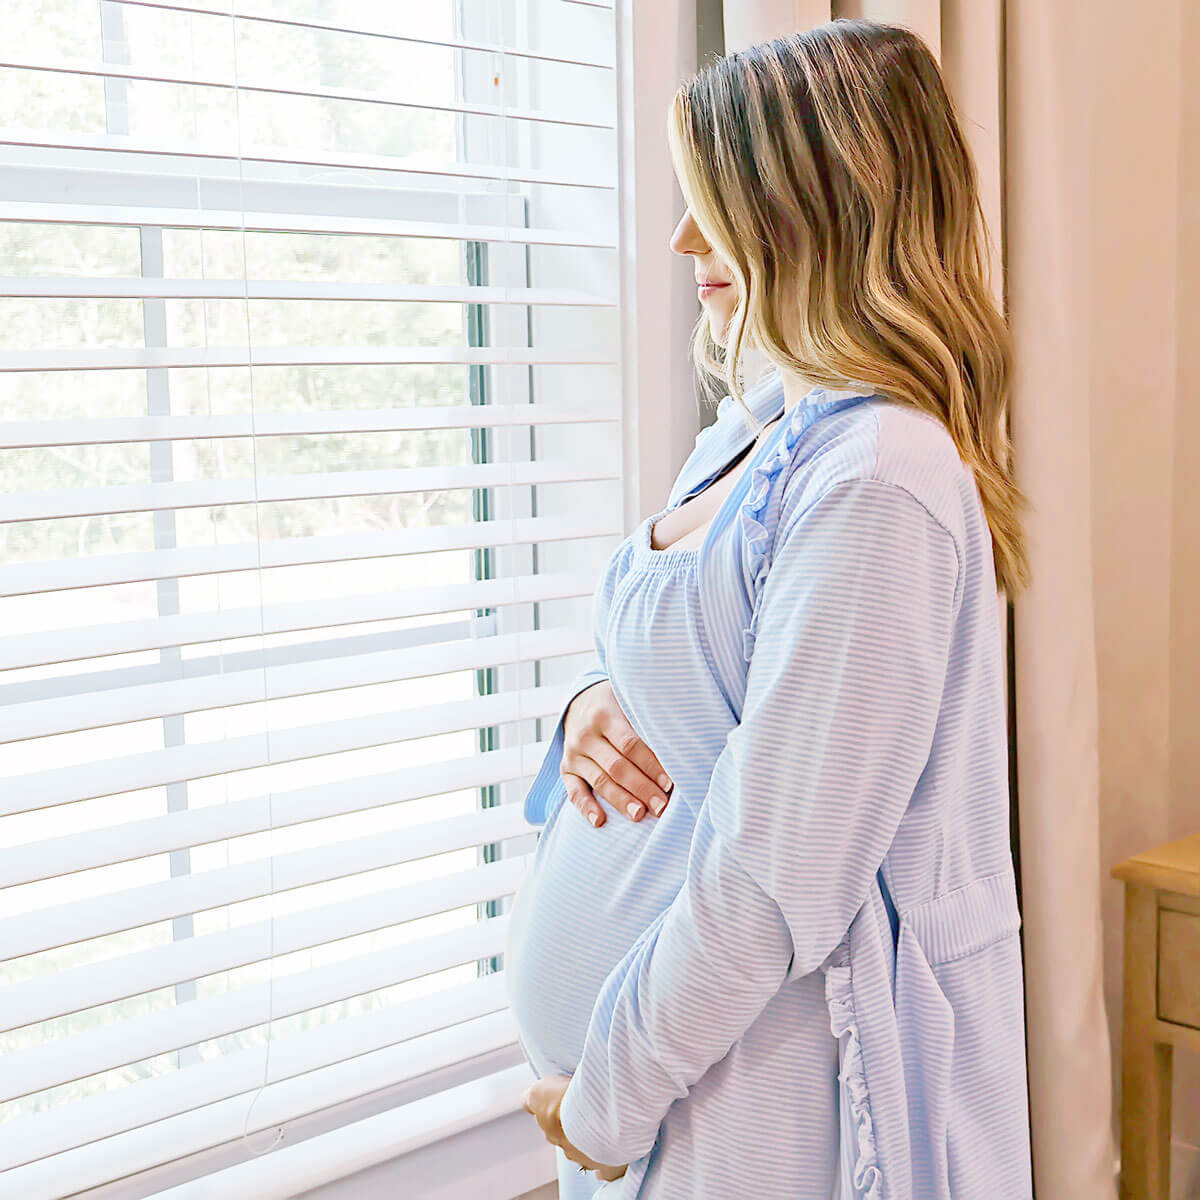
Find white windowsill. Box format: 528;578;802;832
140;1063;555;1200
293;1108;558;1200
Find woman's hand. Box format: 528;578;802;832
561;680;673;827
522;1074;628;1182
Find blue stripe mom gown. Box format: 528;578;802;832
504;372;1033;1200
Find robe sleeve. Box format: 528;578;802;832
556;475;962;1165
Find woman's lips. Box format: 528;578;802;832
698;282;730;297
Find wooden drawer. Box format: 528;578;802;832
1158;906;1200;1028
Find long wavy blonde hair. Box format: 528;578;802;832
667;18;1030;597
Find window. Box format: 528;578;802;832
0;0;622;1191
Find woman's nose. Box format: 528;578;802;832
670;208;709;257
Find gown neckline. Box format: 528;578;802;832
634;409;792;567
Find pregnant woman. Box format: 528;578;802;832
506;19;1033;1200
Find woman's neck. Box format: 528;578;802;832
781;370;818;413
780;370;877;412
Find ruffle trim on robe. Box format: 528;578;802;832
739;396;811;662
738;385;882;661
823;938;885;1200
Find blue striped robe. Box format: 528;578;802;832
508;371;1033;1198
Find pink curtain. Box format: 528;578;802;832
1003;3;1117;1195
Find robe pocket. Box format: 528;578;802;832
902;867;1021;966
895;867;1031;1199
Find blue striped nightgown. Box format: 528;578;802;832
505;371;1033;1200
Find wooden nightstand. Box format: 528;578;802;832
1112;833;1200;1200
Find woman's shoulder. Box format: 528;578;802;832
778;396;974;553
736;397;972;659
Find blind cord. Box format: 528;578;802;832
225;0;283;1158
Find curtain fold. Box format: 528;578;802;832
1004;1;1118;1195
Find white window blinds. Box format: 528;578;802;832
0;0;623;1193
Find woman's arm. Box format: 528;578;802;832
555;475;962;1166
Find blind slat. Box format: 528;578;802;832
0;344;617;375
0;459;617;524
1;574;593;670
3;922;515;1103
1;685;566;815
2;856;531;1020
7;625;588;739
0;277;615;306
0;55;615;130
0;1010;522;1180
144;1061;537;1200
109;0;615;70
0;200;616;248
0;513;620;596
3;805;532;967
0;127;613;191
0;402;617;448
2;740;552;887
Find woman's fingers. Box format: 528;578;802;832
559;678;673;823
601;711;673;805
569;756;650;822
596;712;672;816
562;773;606;828
522;1074;627;1180
589;734;672;818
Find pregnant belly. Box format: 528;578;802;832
505;790;697;1077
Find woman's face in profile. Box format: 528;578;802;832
670;205;737;346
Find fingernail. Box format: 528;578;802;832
651;798;666;816
658;775;673;791
588;811;600;827
626;801;644;819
